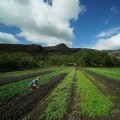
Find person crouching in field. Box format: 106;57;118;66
29;77;40;89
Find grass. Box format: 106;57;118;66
0;67;68;107
76;70;113;117
87;67;120;80
40;67;75;120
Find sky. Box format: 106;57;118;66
0;0;120;50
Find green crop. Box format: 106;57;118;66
0;66;59;80
38;67;71;86
0;67;68;107
40;68;75;120
76;70;113;117
87;67;120;80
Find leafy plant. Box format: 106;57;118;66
0;68;67;107
40;68;75;120
76;70;113;117
87;67;120;80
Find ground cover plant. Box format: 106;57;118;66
0;66;59;80
40;68;75;120
87;67;120;80
0;73;68;120
1;66;119;120
0;67;68;107
0;67;61;86
76;70;113;117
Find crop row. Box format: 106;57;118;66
40;68;75;120
0;67;69;107
76;70;113;117
87;67;120;80
0;73;68;120
0;67;62;86
0;66;59;80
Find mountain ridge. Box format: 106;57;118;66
0;43;119;59
0;43;82;55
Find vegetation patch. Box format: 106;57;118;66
87;67;120;80
0;52;39;70
48;49;120;67
40;68;75;120
0;68;67;107
76;70;113;117
0;67;58;80
0;73;67;120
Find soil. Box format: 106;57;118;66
84;69;120;90
24;70;77;120
62;69;84;120
25;87;54;120
1;68;119;120
82;69;120;120
0;73;67;120
0;70;56;86
62;71;78;120
60;69;120;120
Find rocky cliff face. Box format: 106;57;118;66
0;43;81;55
0;44;43;53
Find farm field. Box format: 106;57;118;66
0;67;120;120
0;66;62;86
0;67;59;79
87;67;120;80
0;67;69;107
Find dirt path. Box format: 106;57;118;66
82;69;120;120
0;73;67;120
0;70;57;86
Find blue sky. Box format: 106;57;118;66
0;0;120;50
73;0;120;49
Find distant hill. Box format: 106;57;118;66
103;49;120;59
0;43;120;67
103;49;120;53
0;43;82;55
0;43;80;60
109;51;120;59
0;44;43;53
1;43;120;58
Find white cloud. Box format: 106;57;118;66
93;34;120;50
0;0;86;47
93;27;120;50
0;32;19;44
110;7;118;14
96;27;120;38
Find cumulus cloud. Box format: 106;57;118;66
93;34;120;50
93;27;120;50
0;0;86;46
0;32;19;44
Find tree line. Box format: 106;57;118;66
48;49;120;67
0;52;39;70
